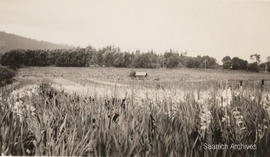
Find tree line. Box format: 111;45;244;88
222;54;270;72
0;46;269;72
0;46;217;69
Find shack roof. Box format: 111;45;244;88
135;72;147;77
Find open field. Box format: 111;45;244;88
18;67;270;88
18;66;270;82
1;67;270;156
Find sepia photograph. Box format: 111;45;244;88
0;0;270;156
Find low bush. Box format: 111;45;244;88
0;66;16;86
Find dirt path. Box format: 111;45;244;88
86;78;129;87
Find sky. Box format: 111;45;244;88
0;0;270;62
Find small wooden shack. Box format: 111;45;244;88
135;72;148;78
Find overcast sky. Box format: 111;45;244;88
0;0;270;62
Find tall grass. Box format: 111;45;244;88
0;81;270;156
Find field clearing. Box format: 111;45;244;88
17;67;270;88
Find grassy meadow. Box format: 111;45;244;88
1;67;270;156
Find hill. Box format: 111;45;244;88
0;31;72;54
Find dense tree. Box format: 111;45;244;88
186;57;201;68
164;50;179;68
1;49;26;69
247;62;260;72
231;57;248;70
222;56;232;69
185;55;217;68
112;53;125;67
247;54;260;72
132;52;159;68
200;56;217;68
123;52;134;67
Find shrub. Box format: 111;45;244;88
0;66;16;86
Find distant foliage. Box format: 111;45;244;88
259;62;270;72
0;46;218;69
1;49;26;69
247;62;260;72
186;56;217;68
231;57;248;70
0;47;267;73
222;56;232;69
132;52;160;68
222;55;268;72
0;41;267;73
186;57;201;68
164;51;179;68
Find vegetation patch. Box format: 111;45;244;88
1;80;270;156
0;66;16;87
